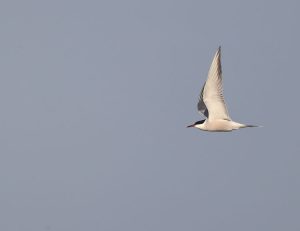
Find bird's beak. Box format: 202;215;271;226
186;124;194;128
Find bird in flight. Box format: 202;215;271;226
187;47;259;132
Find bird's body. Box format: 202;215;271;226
187;47;258;132
192;119;252;132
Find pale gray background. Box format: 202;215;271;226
0;0;299;231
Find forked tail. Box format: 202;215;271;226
230;122;262;130
243;124;262;128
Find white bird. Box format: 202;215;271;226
187;46;258;132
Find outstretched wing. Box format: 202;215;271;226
197;47;230;120
197;82;209;118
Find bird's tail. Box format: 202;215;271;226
242;124;262;128
230;122;262;130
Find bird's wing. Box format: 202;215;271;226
197;83;209;118
197;47;231;120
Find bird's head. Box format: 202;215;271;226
186;120;205;128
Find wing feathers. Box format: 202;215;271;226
197;47;231;120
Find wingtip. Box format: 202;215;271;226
216;46;221;56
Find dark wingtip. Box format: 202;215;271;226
215;46;221;58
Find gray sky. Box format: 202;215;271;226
0;0;299;230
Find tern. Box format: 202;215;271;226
187;47;258;132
